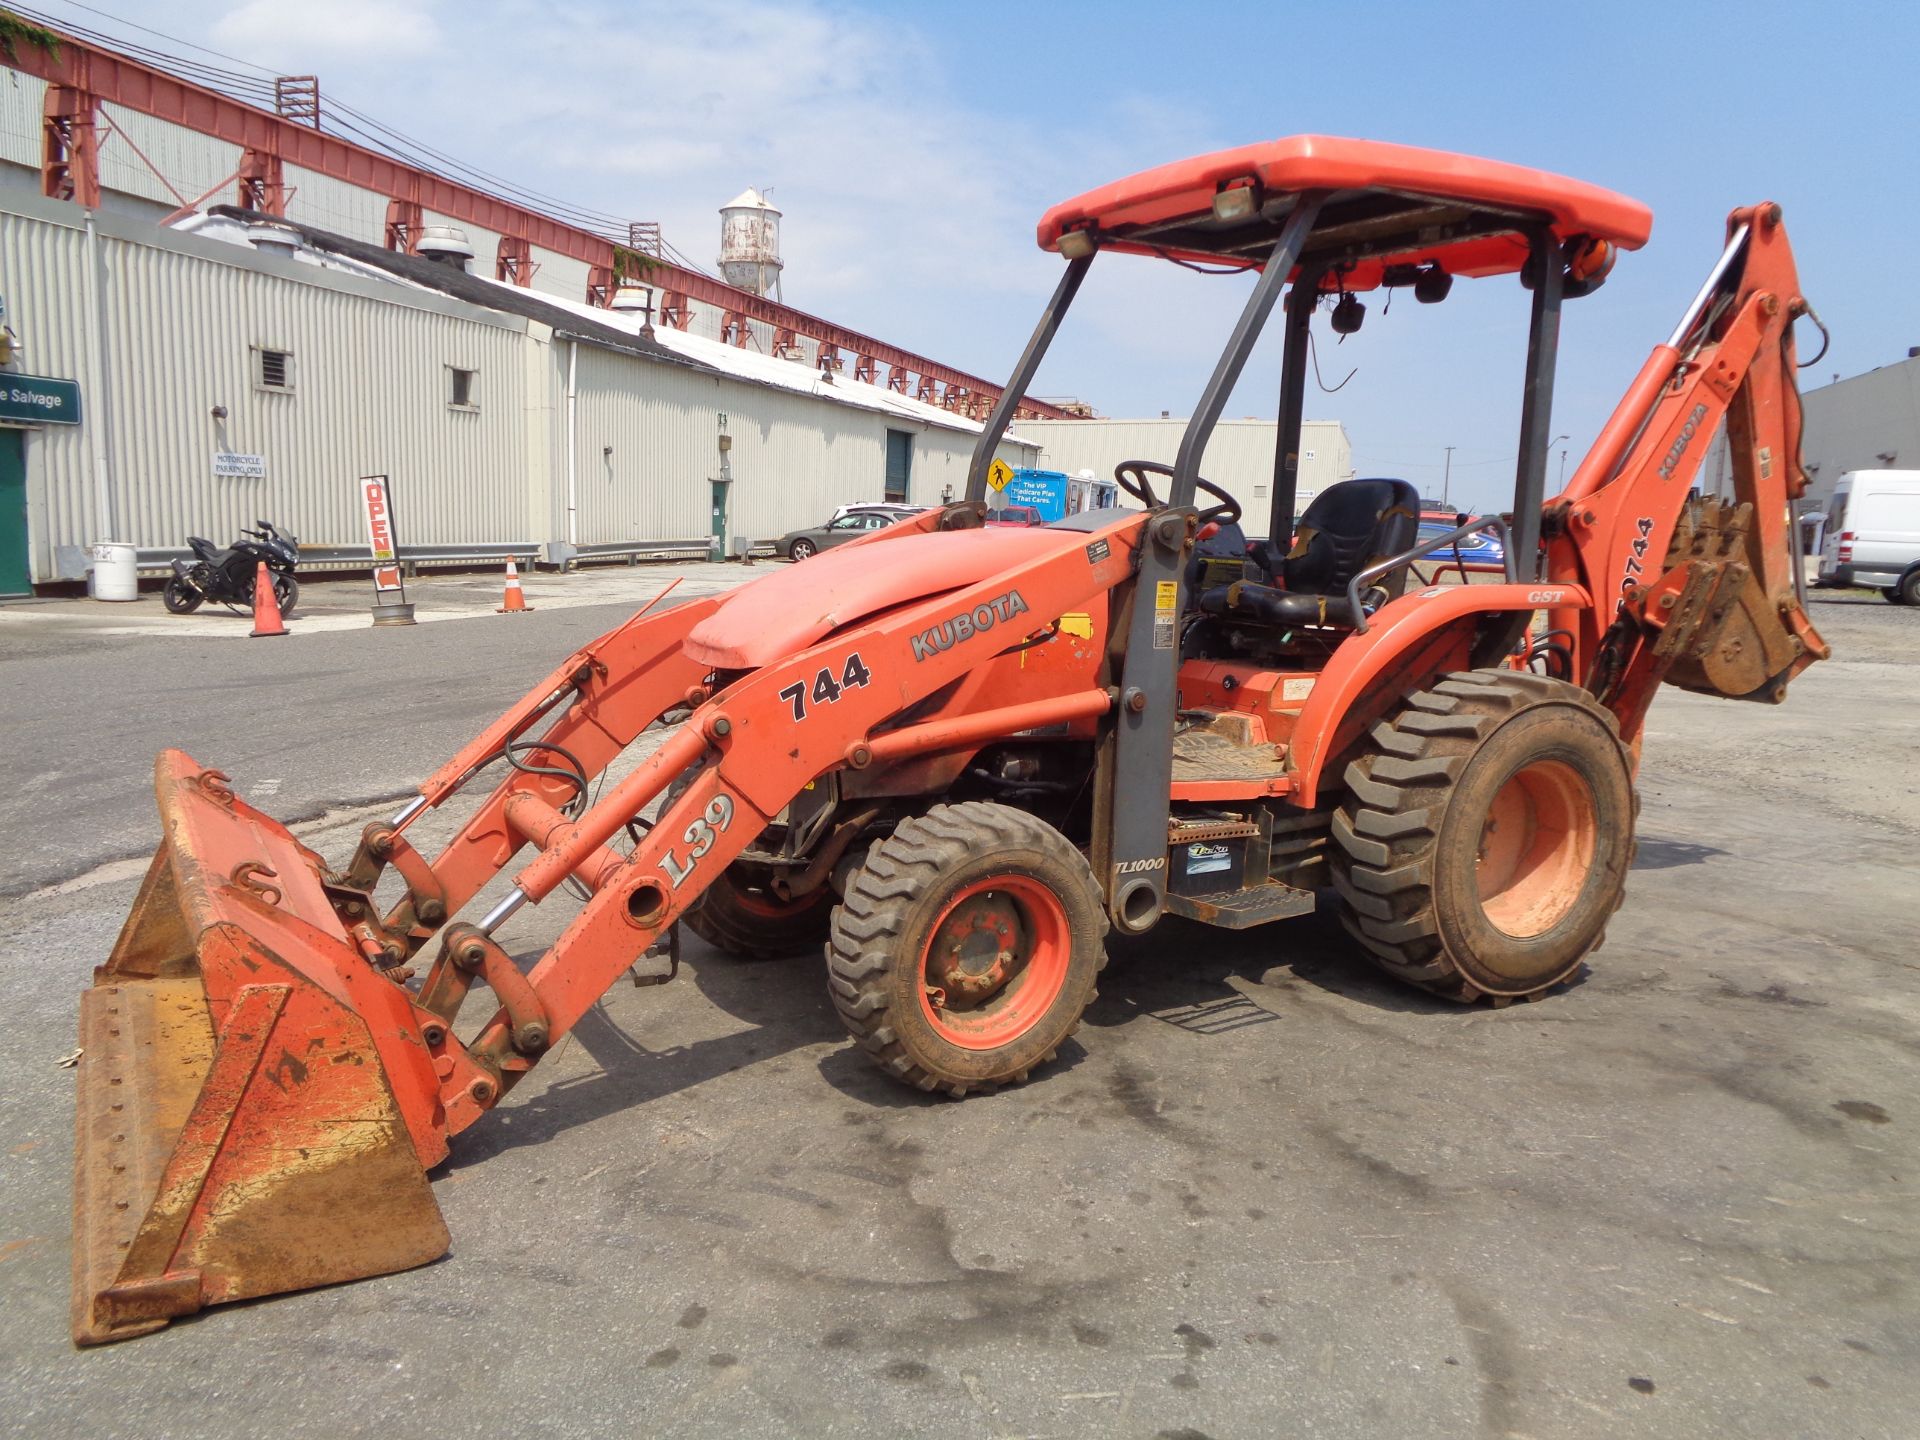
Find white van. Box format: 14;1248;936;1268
1818;470;1920;604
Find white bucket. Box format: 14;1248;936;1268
88;542;138;602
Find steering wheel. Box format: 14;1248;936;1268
1112;460;1241;527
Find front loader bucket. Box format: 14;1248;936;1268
71;752;450;1346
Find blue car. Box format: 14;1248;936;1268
1416;515;1506;567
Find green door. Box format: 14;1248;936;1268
885;429;912;503
0;430;28;596
710;479;729;561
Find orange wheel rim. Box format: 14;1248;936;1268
918;875;1070;1050
1475;758;1596;938
729;882;810;919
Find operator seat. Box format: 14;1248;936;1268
1199;477;1420;627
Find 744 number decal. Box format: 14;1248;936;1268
779;652;872;722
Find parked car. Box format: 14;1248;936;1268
1416;513;1506;568
1817;469;1920;604
986;505;1045;528
777;506;912;560
828;502;925;524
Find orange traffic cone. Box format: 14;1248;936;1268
249;560;289;637
497;558;533;613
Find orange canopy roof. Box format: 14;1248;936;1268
1036;135;1653;290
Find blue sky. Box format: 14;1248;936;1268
46;0;1916;512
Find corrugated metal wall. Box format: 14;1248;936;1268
0;67;916;384
1;194;1038;581
0;71;47;169
284;164;388;247
2;195;533;577
555;341;1036;547
96;103;238;214
1015;418;1353;538
0;194;98;568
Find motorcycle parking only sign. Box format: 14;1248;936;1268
359;474;404;595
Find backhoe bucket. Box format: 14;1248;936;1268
1659;495;1829;702
71;751;449;1346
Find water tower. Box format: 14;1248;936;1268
718;187;783;300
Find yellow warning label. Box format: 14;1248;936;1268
1155;581;1178;610
1059;612;1094;639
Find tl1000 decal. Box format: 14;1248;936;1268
911;590;1031;662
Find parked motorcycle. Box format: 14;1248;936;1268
164;519;300;616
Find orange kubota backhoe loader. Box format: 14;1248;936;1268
70;136;1828;1343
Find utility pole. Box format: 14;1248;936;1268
1442;446;1454;506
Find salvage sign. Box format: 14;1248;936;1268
359;474;404;594
0;373;80;425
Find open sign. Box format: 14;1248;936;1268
360;475;404;596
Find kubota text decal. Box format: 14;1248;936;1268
911;590;1031;661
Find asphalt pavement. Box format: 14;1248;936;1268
1;581;1916;1440
0;562;749;897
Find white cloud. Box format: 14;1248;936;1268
211;0;441;68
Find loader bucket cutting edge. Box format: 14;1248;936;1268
70;751;450;1346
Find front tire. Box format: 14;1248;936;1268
162;576;203;614
683;865;834;959
1330;670;1635;1004
827;802;1107;1096
788;538;817;561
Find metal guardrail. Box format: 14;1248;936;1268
134;542;543;577
1344;516;1517;634
557;539;711;569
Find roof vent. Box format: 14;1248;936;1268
609;285;652;313
245;221;301;257
416;225;475;270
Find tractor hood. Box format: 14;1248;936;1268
686;527;1070;670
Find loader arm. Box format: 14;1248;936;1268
69;506;1147;1343
444;512;1143;1127
1543;202;1829;742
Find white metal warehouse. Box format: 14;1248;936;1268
1015;417;1354;540
0;191;1036;588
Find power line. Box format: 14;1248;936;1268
17;0;660;251
25;0;277;75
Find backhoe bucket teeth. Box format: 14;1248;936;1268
1659;496;1828;702
70;751;449;1346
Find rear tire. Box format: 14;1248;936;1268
161;577;203;614
1891;570;1920;605
682;866;834;960
827;802;1106;1097
1330;669;1635;1004
243;570;298;616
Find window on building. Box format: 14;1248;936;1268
448;367;478;410
255;347;293;392
885;429;912;502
